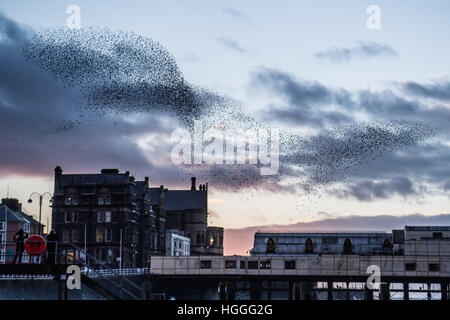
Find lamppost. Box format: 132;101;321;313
28;192;53;235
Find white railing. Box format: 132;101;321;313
82;267;151;278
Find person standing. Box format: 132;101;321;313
12;229;26;264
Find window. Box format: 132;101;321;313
98;197;104;205
1;233;6;244
305;238;314;254
240;261;246;269
285;260;296;270
105;196;111;205
266;237;276;254
72;228;79;242
23;223;30;233
107;249;113;263
225;260;237;269
429;263;440;272
105;211;112;223
259;260;271;269
433;232;443;239
22;252;29;263
64;212;71;223
72;212;79;223
200;260;211;269
405;263;416;271
105;227;112;242
0;222;6;231
63;228;71;242
343;238;353;254
0;249;5;263
97;212;105;223
96;227;104;242
248;261;258;269
65;196;78;205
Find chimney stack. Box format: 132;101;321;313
55;166;62;176
191;177;197;191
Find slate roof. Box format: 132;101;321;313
0;205;41;225
148;188;207;211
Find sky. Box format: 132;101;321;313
0;1;450;255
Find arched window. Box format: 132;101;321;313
266;237;276;254
305;238;314;254
383;239;391;248
343;238;352;254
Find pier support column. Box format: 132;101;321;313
346;282;350;300
380;283;390;301
267;280;272;301
327;281;333;301
141;281;152;300
288;281;294;300
364;284;373;301
403;282;409;301
441;282;448;301
218;282;226;300
427;283;432;301
250;280;261;300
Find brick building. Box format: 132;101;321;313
51;167;223;268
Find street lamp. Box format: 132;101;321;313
28;192;53;235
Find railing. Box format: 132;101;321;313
61;242;144;299
0;239;146;299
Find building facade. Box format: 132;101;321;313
52;166;223;268
165;230;191;256
251;231;393;256
52;167;164;268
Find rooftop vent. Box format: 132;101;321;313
101;169;119;174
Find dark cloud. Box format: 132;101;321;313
251;68;334;108
0;11;31;43
402;80;450;101
314;41;398;63
330;177;422;201
0;13;437;201
225;213;450;255
217;37;246;54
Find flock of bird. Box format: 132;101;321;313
20;26;433;195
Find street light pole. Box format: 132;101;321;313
28;192;53;235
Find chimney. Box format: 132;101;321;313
1;198;20;211
55;166;62;176
159;185;165;207
191;177;197;191
144;177;149;183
